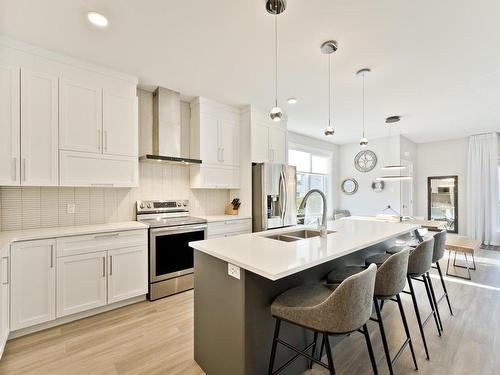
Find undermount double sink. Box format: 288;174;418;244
263;229;335;242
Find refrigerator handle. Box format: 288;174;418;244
280;169;288;222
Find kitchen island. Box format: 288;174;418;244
190;219;419;375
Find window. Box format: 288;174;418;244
289;147;331;220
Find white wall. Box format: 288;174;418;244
338;136;402;216
288;132;340;215
415;137;468;234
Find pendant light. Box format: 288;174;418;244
357;68;370;147
381;116;406;170
267;0;286;122
321;40;338;136
376;115;412;181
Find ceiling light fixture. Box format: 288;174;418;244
266;0;286;122
87;11;108;27
376;115;412;181
287;98;298;104
357;68;370;147
321;40;338;136
381;115;406;171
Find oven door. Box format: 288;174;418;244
149;224;207;283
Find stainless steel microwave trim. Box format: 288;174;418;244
149;224;207;284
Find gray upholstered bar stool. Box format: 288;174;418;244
387;230;452;329
430;230;453;317
327;249;418;375
383;238;441;360
268;264;378;375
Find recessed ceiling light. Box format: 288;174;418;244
287;98;298;104
87;12;108;27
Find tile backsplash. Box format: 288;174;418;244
0;163;229;231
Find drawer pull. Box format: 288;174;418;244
2;257;9;285
94;233;119;239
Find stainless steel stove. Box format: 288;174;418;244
136;200;207;300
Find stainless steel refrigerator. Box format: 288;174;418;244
252;163;297;232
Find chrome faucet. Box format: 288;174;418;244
299;189;328;237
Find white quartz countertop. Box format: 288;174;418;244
190;219;419;281
0;221;148;251
201;215;252;223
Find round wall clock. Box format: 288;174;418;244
354;150;377;172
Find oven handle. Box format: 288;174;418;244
150;224;207;235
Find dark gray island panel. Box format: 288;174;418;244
194;239;393;375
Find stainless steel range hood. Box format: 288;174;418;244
139;87;202;165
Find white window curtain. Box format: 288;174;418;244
467;132;499;245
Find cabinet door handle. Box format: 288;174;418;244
12;158;17;181
109;255;113;276
221;148;224;162
102;256;106;277
97;129;101;151
22;158;26;181
104;130;108;152
2;257;9;285
50;245;54;268
94;233;119;239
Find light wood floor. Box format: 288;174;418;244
1;250;500;375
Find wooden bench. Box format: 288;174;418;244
445;234;480;280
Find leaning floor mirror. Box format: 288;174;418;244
427;175;458;233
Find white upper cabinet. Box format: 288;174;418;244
20;69;59;186
59;78;102;154
250;109;288;165
190;97;241;189
103;90;138;157
219;118;239;166
269;126;287;164
198;113;220;165
0;39;139;188
0;63;20;186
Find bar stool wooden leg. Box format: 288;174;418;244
426;272;443;332
373;298;393;375
407;276;430;360
436;262;453;315
396;294;418;370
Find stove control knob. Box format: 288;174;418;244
140;203;145;209
183;201;188;207
176;201;182;207
147;202;153;209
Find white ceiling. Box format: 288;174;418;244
2;0;500;144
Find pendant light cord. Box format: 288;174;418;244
274;12;278;108
328;54;332;127
362;72;365;138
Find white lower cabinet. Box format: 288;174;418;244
56;251;107;318
0;249;10;357
107;246;148;304
10;239;56;331
9;229;148;334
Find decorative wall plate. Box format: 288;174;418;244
341;178;358;195
354;150;377;172
371;180;385;193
